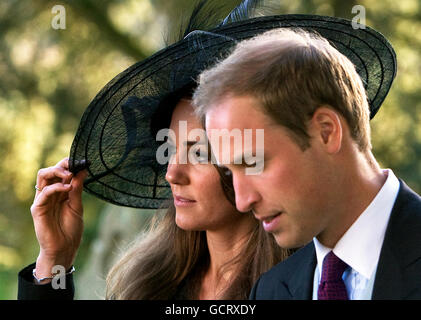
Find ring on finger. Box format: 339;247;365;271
35;185;42;192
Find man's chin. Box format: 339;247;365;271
273;232;309;249
273;232;291;248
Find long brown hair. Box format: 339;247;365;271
105;165;290;299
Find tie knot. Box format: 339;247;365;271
320;251;348;283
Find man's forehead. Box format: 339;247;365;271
205;95;268;130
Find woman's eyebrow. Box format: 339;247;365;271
184;140;207;147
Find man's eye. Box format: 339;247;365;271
221;167;232;176
244;161;256;168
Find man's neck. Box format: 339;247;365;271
317;150;387;248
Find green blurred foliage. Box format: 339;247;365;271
0;0;420;299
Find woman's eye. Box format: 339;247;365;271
167;145;176;157
189;146;208;163
195;150;208;163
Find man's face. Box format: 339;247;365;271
205;94;335;248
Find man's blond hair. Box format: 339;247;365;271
193;28;372;151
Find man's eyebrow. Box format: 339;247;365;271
231;152;262;167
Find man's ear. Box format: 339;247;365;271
309;106;343;154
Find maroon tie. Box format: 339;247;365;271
317;251;349;300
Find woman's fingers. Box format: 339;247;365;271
66;169;88;214
35;164;73;197
32;158;87;216
36;167;72;184
32;182;73;210
71;169;88;193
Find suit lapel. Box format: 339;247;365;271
286;243;317;300
371;240;403;299
372;180;421;299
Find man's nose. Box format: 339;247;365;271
232;174;261;213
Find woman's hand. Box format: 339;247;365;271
30;157;88;282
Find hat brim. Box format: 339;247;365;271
69;14;397;209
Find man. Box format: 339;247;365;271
193;28;421;299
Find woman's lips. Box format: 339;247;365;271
174;195;197;207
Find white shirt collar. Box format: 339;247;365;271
313;169;400;280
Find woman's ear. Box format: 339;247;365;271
309;106;343;154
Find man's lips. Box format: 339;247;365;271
253;212;283;232
253;212;282;222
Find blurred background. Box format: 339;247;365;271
0;0;420;299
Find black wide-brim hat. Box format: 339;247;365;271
69;13;397;209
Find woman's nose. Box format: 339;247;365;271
165;162;189;185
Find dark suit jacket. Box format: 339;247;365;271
18;262;74;300
249;180;421;300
